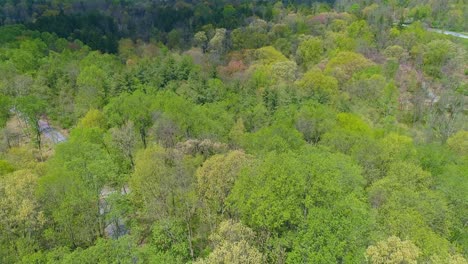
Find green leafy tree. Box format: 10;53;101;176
320;113;373;155
222;5;238;28
194;31;208;53
108;121;137;170
77;109;106;129
0;170;45;263
57;236;136;264
39;127;117;248
229;151;305;231
229;147;368;262
422;40;457;78
228;118;246;147
446;130;468;156
8;39;47;73
75;65;109;116
435;161;468;251
288;197;370;263
295;68;338;103
104;90;153;148
324;51;374;83
15;96;47;152
194;220;263;264
368;162;454;259
0;95;11;129
255;46;288;64
271;60;297;82
130;145;202;260
140;220;192;263
295;101;336;143
296;37;324;68
366;236;420;264
196;151;251;227
208;28;227;59
0;160;15;175
242;124;305;154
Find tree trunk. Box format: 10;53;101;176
140;128;147;148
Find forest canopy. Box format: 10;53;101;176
0;0;467;263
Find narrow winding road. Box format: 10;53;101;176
426;28;468;39
38;120;67;143
401;24;468;39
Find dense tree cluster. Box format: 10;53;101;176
0;0;467;263
1;0;466;53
